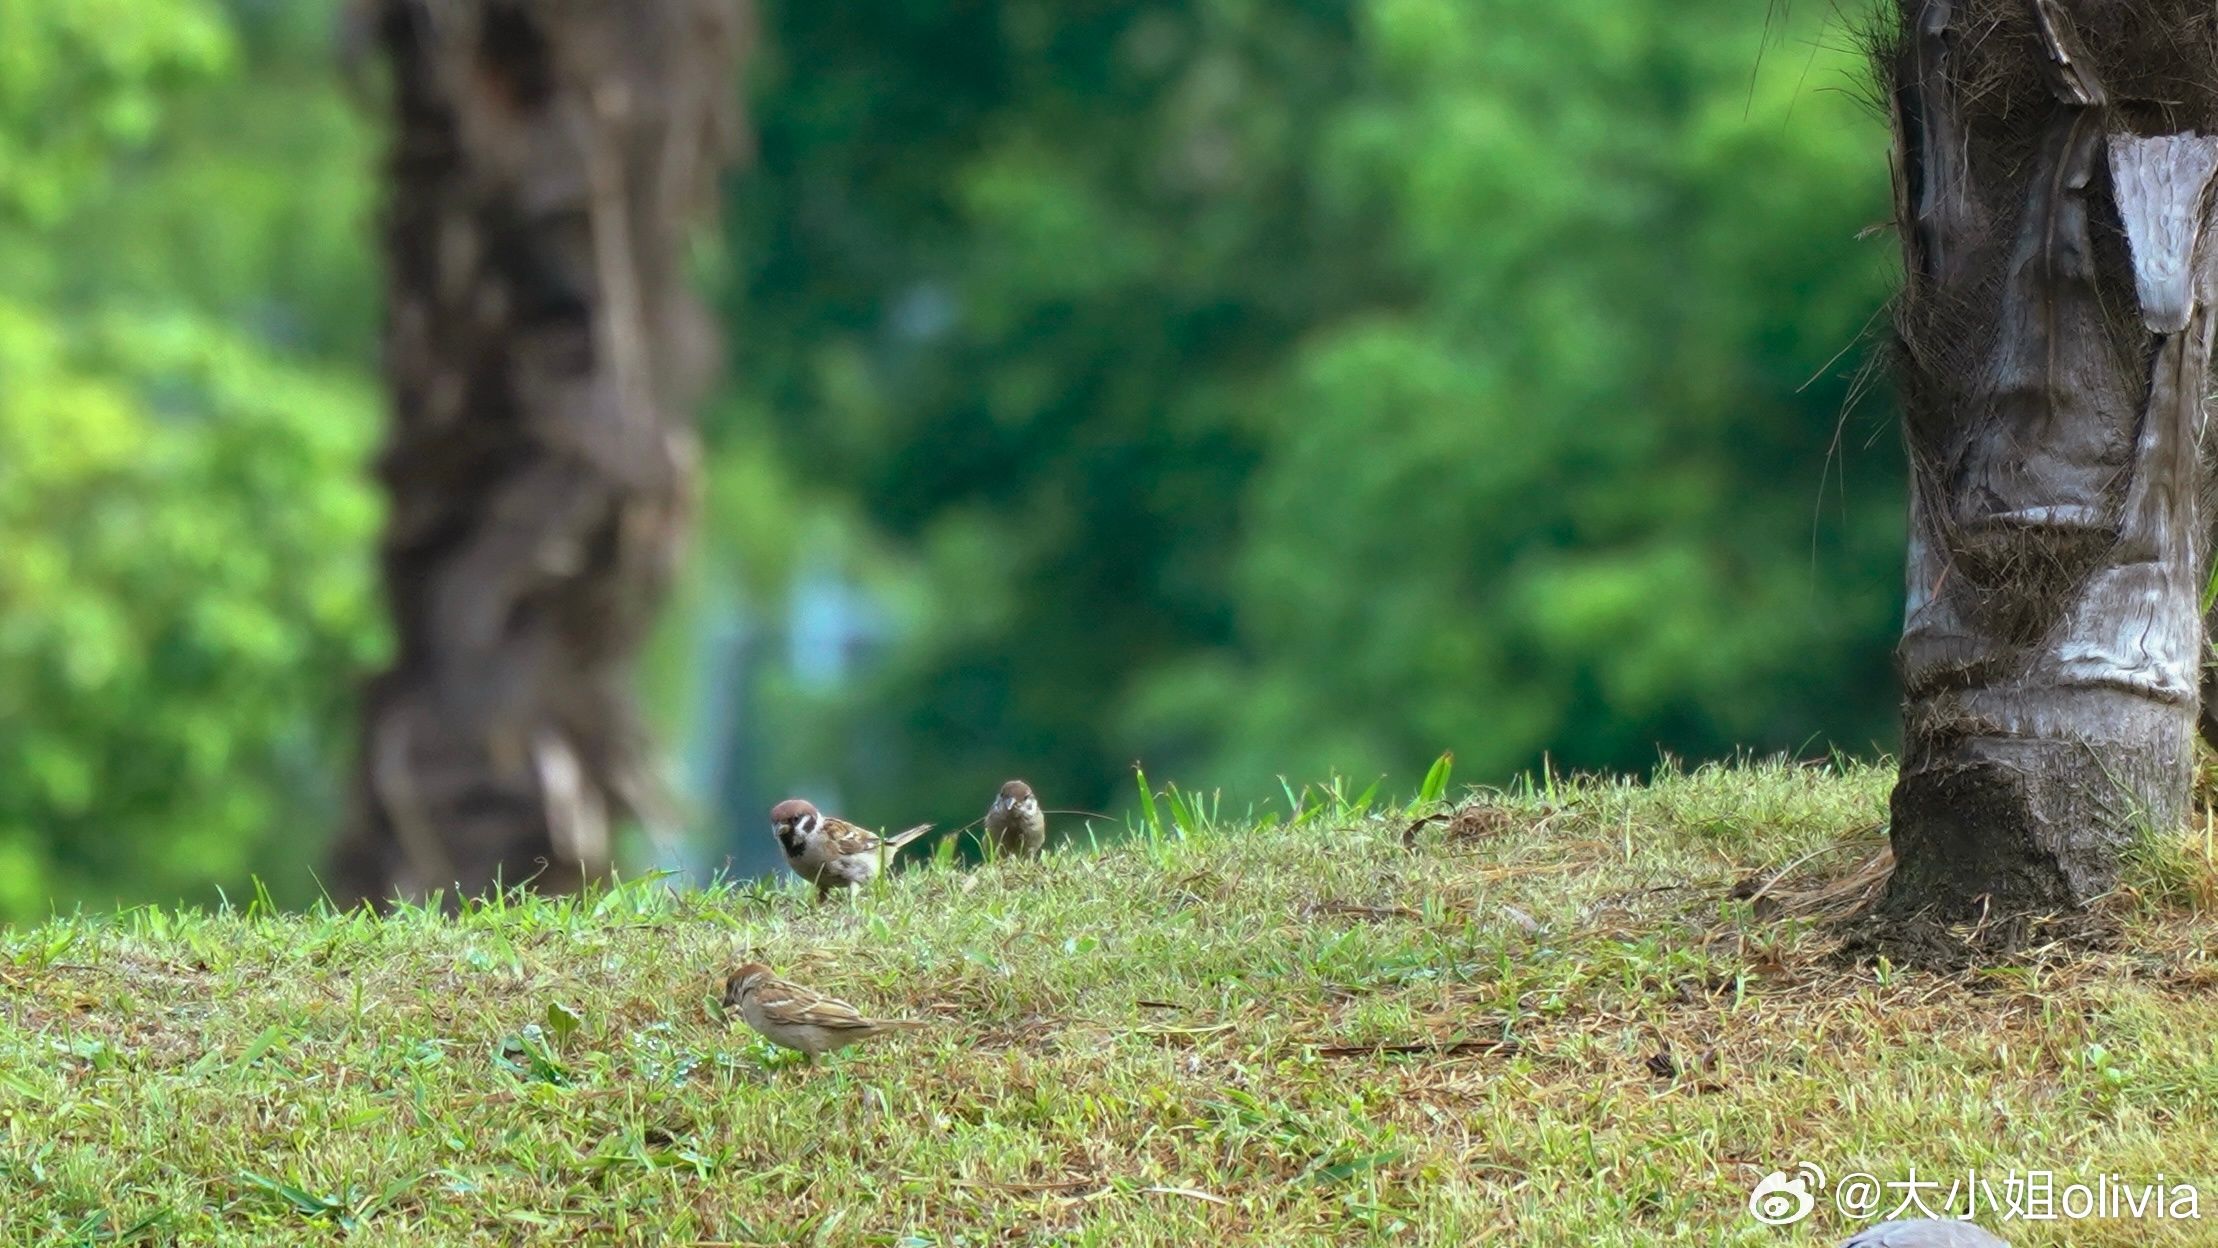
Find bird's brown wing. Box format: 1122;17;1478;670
788;998;887;1032
825;818;934;856
821;817;884;857
758;979;904;1033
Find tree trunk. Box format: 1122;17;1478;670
1881;0;2218;934
331;0;747;905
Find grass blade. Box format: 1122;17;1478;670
1136;765;1163;839
1416;751;1454;806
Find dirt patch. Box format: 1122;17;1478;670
1833;905;2123;972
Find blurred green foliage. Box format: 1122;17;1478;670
0;0;1905;908
0;0;381;916
705;0;1903;828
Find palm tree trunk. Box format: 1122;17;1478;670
1882;0;2218;935
331;0;747;905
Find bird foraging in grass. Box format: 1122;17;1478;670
983;779;1046;858
768;799;934;900
721;962;926;1062
1840;1220;2008;1247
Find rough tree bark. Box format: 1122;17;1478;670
331;0;747;905
1881;0;2218;936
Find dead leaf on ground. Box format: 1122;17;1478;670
1302;900;1421;923
1316;1039;1521;1059
1447;804;1516;842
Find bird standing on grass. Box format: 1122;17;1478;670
1841;1219;2008;1247
721;962;926;1062
984;779;1046;858
768;799;934;900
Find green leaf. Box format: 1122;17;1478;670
544;1000;584;1044
1164;784;1195;836
338;1105;390;1129
239;1170;344;1218
1135;765;1162;839
1347;776;1383;818
236;1024;287;1072
69;1206;170;1242
0;1071;46;1102
1306;1149;1404;1184
1415;751;1454;806
962;948;1009;976
495;1025;571;1086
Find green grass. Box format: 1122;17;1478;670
3;759;2216;1245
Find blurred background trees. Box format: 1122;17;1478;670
0;0;382;915
681;0;1904;870
0;0;1904;911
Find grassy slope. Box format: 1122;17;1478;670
2;761;2215;1246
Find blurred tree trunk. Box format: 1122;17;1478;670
331;0;747;905
1881;0;2218;941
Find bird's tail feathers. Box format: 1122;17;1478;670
882;823;936;851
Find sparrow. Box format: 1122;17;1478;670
769;798;935;900
983;779;1046;858
720;962;926;1061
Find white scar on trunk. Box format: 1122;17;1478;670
2034;132;2218;706
2050;566;2201;703
2108;133;2218;334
